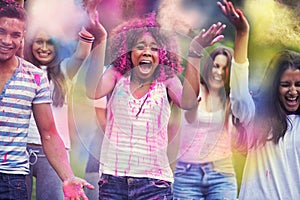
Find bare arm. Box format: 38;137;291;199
218;0;255;125
65;8;108;80
83;10;118;99
64;27;93;80
181;23;226;110
217;0;249;63
33;103;94;199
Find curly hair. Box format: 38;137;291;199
108;12;182;82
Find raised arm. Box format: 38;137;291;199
180;22;226;109
217;0;249;63
218;0;255;125
83;10;118;100
33;103;94;200
63;27;93;80
64;9;107;80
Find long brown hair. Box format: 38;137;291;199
24;31;67;107
251;50;300;147
200;46;233;106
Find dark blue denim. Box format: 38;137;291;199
0;173;27;200
173;161;237;200
98;174;173;200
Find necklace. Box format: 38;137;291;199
131;72;153;89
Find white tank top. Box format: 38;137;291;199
100;76;173;182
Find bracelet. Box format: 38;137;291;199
78;32;95;43
188;49;203;58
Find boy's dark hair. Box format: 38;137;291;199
0;2;27;26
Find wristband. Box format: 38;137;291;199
78;32;95;43
188;49;203;58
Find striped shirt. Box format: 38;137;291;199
0;57;51;175
100;76;173;182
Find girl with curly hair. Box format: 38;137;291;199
85;11;226;199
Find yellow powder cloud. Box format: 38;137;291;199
245;0;300;50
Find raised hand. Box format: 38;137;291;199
189;22;226;55
85;10;107;47
82;0;102;13
217;0;249;34
218;0;249;64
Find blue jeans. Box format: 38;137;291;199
173;161;237;200
98;174;173;200
25;145;64;200
0;173;27;200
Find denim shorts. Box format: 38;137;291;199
173;161;237;200
98;173;173;200
0;173;27;200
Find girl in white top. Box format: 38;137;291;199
24;12;101;199
173;0;254;199
85;12;226;199
216;1;300;199
238;50;300;200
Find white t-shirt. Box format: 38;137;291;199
27;58;72;149
239;115;300;199
230;58;300;199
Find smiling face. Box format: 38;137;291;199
32;30;56;65
131;32;160;81
207;54;229;91
0;17;25;62
278;68;300;113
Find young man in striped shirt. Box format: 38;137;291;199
0;4;94;199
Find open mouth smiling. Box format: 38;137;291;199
138;60;153;74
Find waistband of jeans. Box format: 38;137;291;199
177;157;232;169
176;161;212;169
0;173;26;180
101;173;172;185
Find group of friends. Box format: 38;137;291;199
0;0;299;200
